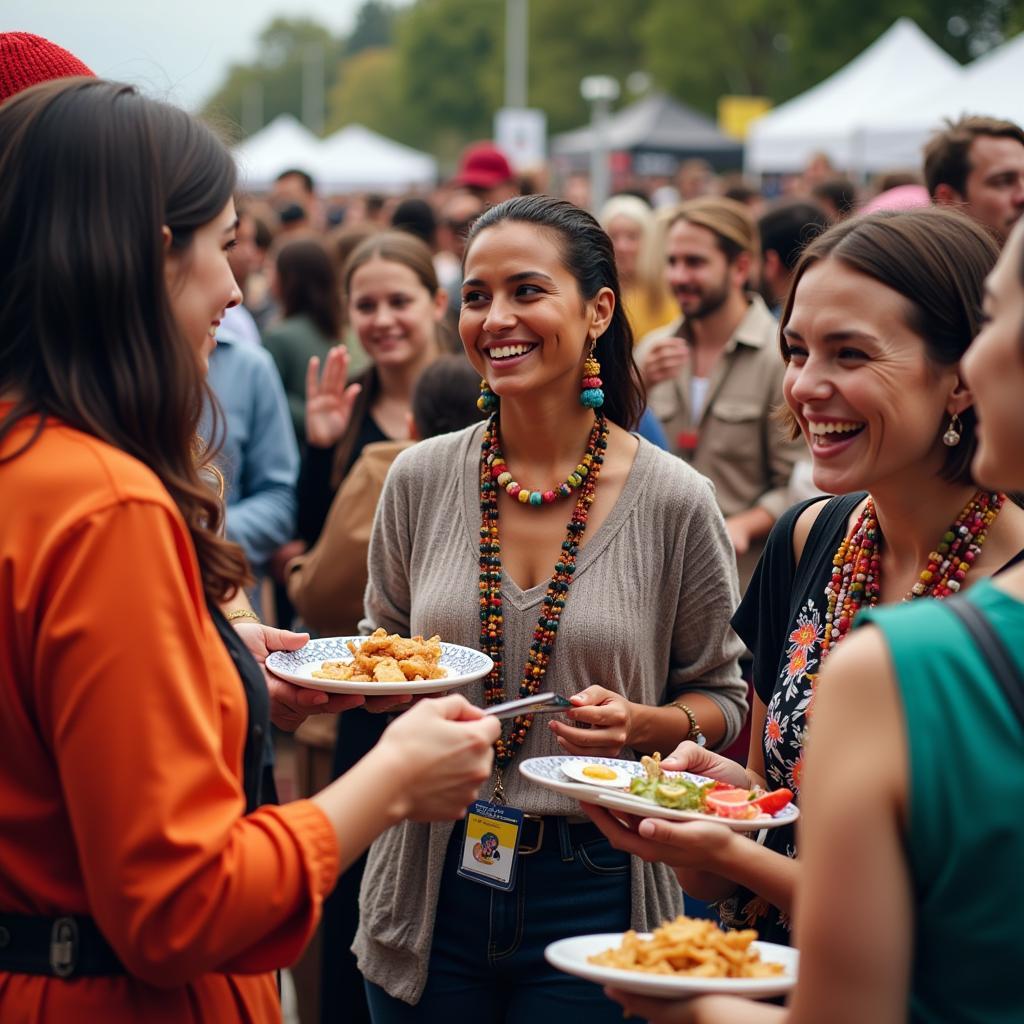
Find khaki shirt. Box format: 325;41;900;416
635;294;806;586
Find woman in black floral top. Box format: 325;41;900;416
722;491;866;942
583;208;1024;947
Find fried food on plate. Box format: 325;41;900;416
311;628;447;683
589;915;785;978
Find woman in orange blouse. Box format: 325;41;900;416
0;79;499;1023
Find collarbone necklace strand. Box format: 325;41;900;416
478;412;609;769
821;490;1006;659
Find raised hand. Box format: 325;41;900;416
641;335;688;386
305;344;362;449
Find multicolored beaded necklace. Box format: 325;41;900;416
821;490;1006;659
486;426;600;508
478;412;609;773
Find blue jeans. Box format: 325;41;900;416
365;817;639;1023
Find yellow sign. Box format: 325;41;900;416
718;96;772;140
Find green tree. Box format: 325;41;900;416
202;17;342;137
393;0;503;156
389;0;654;155
639;0;810;115
325;47;411;138
346;0;396;55
639;0;1023;117
203;0;1024;153
529;0;652;133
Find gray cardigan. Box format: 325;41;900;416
353;423;747;1003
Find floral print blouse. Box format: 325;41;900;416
723;493;864;944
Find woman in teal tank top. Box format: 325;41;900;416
595;212;1024;1020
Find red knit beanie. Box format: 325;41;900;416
0;32;94;104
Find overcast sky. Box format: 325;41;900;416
7;0;405;111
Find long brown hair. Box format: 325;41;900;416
275;238;341;339
0;78;250;602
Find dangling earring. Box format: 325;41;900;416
477;378;498;413
580;339;605;409
942;412;963;447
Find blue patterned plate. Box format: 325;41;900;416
266;636;493;695
519;756;799;832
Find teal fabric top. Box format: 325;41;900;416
857;579;1024;1024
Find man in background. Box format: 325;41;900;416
635;197;804;587
452;141;520;206
757;198;829;314
925;115;1024;243
271;167;324;233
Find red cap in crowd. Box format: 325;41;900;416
0;32;94;105
453;142;514;189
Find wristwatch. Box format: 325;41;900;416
670;700;706;747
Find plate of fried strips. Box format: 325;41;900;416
544;915;797;999
266;628;493;695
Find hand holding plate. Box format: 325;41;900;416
580;801;736;878
233;622;365;730
603;989;743;1023
661;741;752;790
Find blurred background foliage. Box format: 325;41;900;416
202;0;1024;158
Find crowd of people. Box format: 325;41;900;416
1;28;1024;1024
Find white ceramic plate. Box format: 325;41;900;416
266;636;493;695
519;756;799;833
545;932;798;1000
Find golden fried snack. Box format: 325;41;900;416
398;656;446;681
314;629;448;684
312;660;355;681
372;657;406;683
588;916;784;978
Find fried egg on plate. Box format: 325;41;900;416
560;760;632;789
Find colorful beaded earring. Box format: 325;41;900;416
942;413;962;447
580;339;604;409
477;378;498;413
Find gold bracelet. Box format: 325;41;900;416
669;700;706;747
225;608;260;624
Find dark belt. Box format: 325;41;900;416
0;914;124;977
517;815;605;856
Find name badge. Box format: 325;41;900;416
456;800;524;891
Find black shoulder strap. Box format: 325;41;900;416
790;492;866;599
945;599;1024;733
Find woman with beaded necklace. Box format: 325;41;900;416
582;207;1024;952
352;195;748;1022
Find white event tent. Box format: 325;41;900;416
745;18;963;176
232;114;324;192
864;31;1024;170
233;116;438;194
312;124;438;193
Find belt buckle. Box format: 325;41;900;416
518;813;544;855
50;917;78;978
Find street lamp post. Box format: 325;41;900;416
505;0;528;109
580;74;620;212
